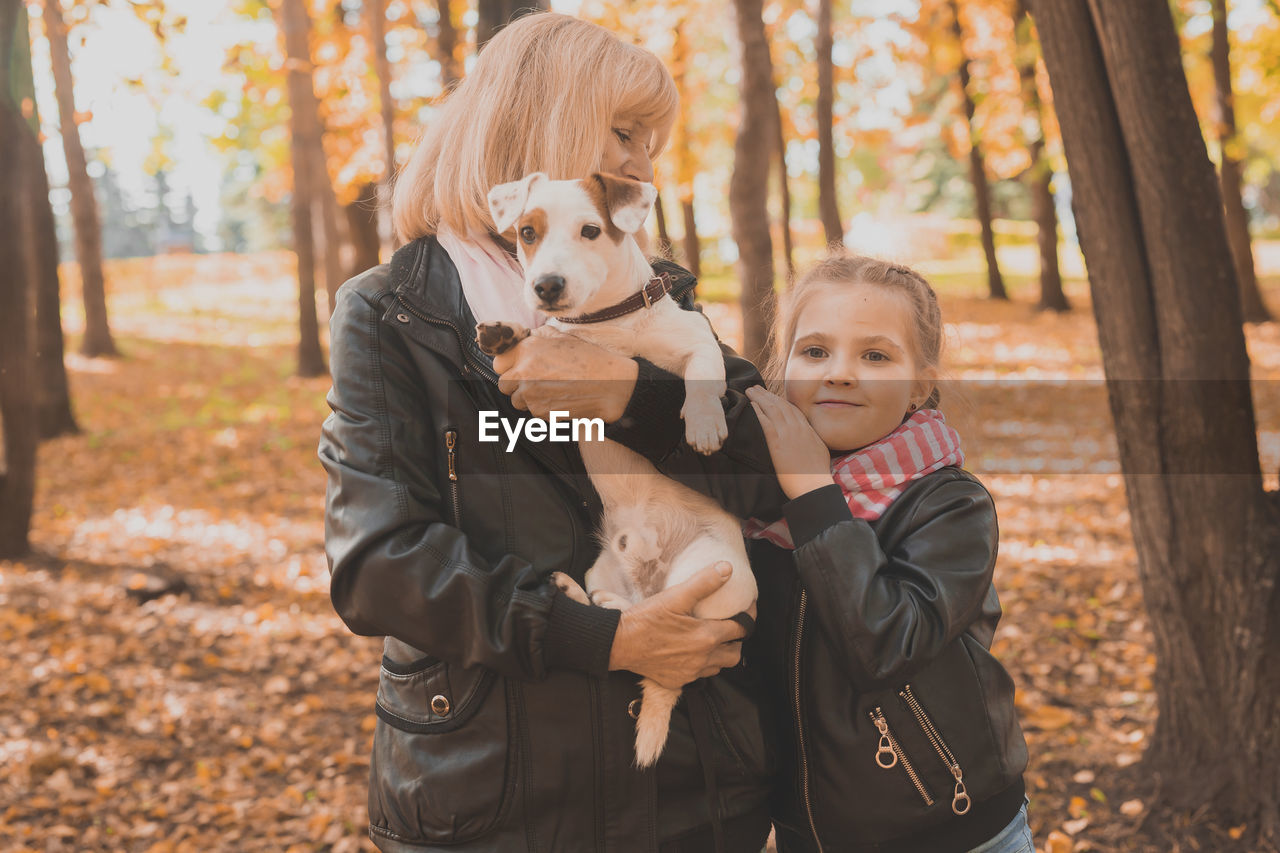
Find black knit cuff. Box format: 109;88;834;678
783;484;854;547
543;592;621;678
603;357;686;461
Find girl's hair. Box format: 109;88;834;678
764;253;944;409
391;12;679;243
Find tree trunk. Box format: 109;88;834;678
280;0;326;377
42;0;116;356
434;0;462;89
653;190;674;261
368;0;396;197
773;89;795;280
816;0;843;247
1013;0;1069;312
950;0;1008;301
672;17;700;278
476;0;545;50
345;181;381;278
681;200;702;280
730;0;777;365
313;141;347;316
1030;0;1280;834
1211;0;1271;323
0;0;38;557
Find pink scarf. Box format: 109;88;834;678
743;409;964;549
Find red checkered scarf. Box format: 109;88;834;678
742;409;965;550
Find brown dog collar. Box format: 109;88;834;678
556;272;676;324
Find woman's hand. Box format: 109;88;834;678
609;562;751;689
493;327;638;423
745;385;834;500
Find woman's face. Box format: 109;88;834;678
600;119;655;183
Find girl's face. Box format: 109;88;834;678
599;119;655;183
783;282;935;453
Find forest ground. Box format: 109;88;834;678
2;243;1278;852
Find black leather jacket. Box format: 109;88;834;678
748;470;1028;853
318;236;784;852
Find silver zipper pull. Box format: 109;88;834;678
951;769;971;815
872;713;898;769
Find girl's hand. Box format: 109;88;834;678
745;385;834;500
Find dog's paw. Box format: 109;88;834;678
589;590;631;611
550;571;591;606
681;398;728;455
475;321;530;356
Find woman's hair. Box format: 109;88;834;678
391;12;679;242
764;253;945;409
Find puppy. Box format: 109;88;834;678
475;172;756;768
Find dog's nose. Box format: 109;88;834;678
534;274;565;302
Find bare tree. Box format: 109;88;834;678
1211;0;1271;322
672;16;701;278
1013;0;1069;312
0;0;38;557
1030;0;1279;835
433;0;462;88
16;6;76;436
816;0;843;247
476;0;545;50
949;0;1007;300
730;0;778;364
773;84;795;280
279;0;326;376
345;181;381;278
42;0;117;356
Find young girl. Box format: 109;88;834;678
742;254;1032;853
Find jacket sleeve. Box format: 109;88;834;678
603;290;788;522
318;283;619;681
783;480;999;692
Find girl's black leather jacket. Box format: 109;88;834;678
318;236;785;852
747;470;1028;853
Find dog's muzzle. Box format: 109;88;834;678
533;274;566;305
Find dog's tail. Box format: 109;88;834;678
633;680;681;768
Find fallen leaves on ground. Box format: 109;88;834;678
5;252;1277;851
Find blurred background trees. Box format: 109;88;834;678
3;0;1280;843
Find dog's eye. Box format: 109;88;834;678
581;224;601;240
520;226;537;244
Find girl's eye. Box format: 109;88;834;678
800;346;827;359
865;351;890;362
520;226;537;244
613;128;632;144
581;224;601;240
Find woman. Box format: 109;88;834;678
319;13;784;852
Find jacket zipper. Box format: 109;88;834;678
900;684;972;815
444;428;461;527
792;590;824;852
868;707;935;807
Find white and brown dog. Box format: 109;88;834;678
476;172;756;768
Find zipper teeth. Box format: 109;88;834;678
869;708;935;807
900;685;961;771
445;429;461;527
793;590;825;853
396;296;499;383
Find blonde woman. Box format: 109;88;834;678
320;13;786;852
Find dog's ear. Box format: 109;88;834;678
591;173;657;235
488;172;545;234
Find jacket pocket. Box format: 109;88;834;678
898;684;972;816
368;638;517;846
867;707;935;808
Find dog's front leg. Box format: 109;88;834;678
550;571;591;606
680;348;728;455
475;321;531;356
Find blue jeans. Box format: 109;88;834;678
966;804;1034;853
